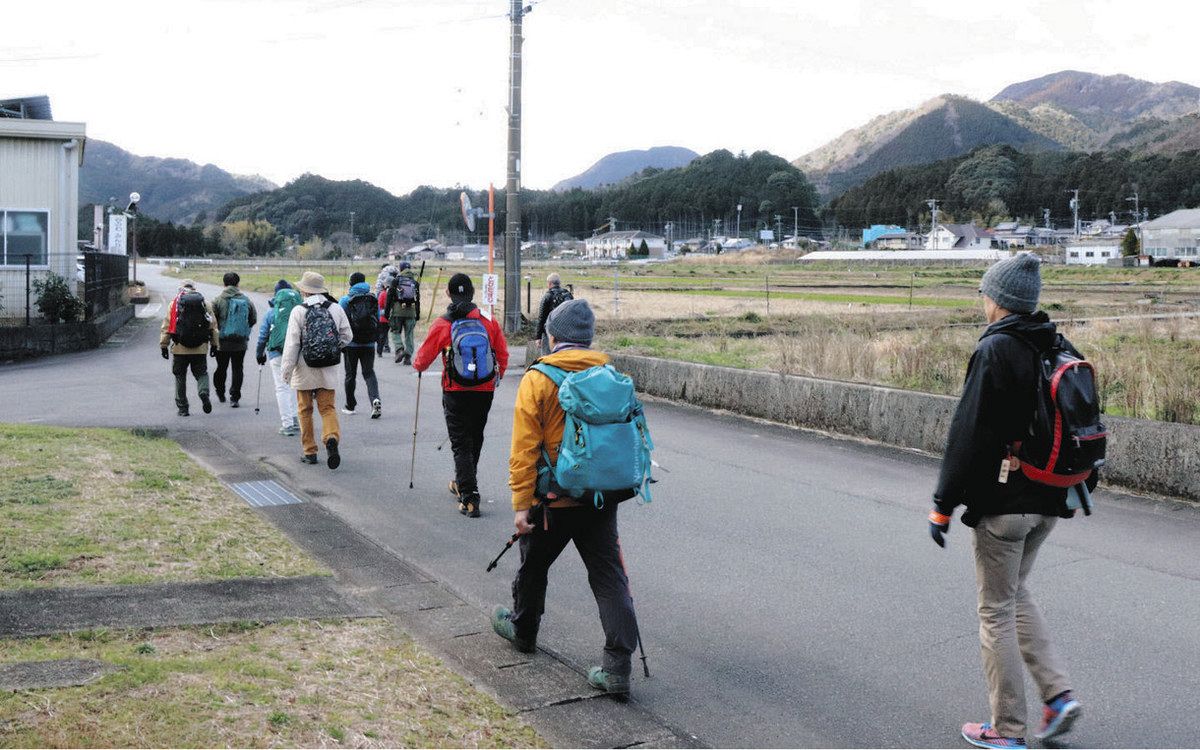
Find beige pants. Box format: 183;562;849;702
973;514;1072;738
297;388;340;457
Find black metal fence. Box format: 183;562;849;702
83;252;129;321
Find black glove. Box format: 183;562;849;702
210;348;218;358
256;353;267;366
928;508;951;548
161;347;169;360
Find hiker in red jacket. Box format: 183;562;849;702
412;273;509;518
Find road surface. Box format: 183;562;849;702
2;264;1196;747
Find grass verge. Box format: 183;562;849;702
0;424;326;590
0;619;545;748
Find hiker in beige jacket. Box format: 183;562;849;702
281;272;352;468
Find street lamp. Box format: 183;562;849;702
127;192;141;283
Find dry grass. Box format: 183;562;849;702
0;424;327;590
0;619;545;748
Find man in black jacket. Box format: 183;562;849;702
929;253;1084;750
535;273;572;355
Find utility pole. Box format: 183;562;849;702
1126;188;1141;255
1067;188;1080;237
503;0;528;333
925;198;940;248
774;214;783;245
1042;208;1051;230
736;203;742;241
792;206;799;247
349;211;355;258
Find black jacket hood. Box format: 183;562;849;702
980;311;1058;352
445;300;477;321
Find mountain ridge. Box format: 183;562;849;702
552;146;699;191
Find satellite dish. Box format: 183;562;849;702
461;192;476;232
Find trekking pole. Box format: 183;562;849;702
254;365;264;414
408;372;422;489
436;435;449;451
427;268;443;323
486;504;544;572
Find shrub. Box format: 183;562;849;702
33;273;84;323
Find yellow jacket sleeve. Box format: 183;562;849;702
509;372;548;511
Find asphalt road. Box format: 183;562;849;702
3;264;1197;748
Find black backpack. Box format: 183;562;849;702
1014;335;1107;491
346;293;378;344
301;301;342;367
546;286;573;315
173;292;210;348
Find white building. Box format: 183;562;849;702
583;230;666;260
1065;239;1122;266
1141;208;1200;261
0;96;86;318
925;224;991;250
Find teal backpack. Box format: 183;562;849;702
529;362;655;508
221;295;252;341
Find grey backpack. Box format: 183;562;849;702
301;301;341;367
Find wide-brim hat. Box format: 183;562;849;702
296;271;328;295
179;279;197;290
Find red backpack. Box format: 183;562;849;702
1013;336;1107;493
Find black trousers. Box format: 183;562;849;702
171;353;210;410
343;347;380;410
213;349;246;401
441;390;494;498
376;325;390;355
511;506;639;676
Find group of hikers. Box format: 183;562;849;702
158;253;1097;748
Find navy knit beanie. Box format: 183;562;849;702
547;298;595;346
448;273;474;299
274;279;292;293
980;252;1041;314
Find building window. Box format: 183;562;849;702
2;210;49;266
1070;251;1079;258
1085;251;1094;258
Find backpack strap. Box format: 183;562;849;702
529;362;568;386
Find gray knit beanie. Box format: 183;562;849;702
547;298;595;346
980;252;1041;314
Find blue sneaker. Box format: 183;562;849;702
961;722;1026;750
1035;692;1081;740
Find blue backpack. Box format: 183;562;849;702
221;295;252;341
448;317;495;386
530;363;655;508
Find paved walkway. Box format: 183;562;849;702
1;264;1197;747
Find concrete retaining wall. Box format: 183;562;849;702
525;343;1199;502
0;305;134;361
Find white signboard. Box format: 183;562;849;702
108;213;128;255
759;229;775;242
481;273;499;307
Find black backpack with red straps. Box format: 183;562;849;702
1014;335;1107;490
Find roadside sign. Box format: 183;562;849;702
759;229;774;242
481;273;499;307
108;213;128;254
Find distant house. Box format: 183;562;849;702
1065;239;1122;266
862;224;905;247
1141;208;1200;261
0;96;86;318
584;230;666;260
442;244;490;262
925;224;991;250
870;231;923;250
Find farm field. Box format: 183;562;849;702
164;255;1200;423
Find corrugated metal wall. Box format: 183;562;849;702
0;137;79;319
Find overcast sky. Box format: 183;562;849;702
6;0;1197;195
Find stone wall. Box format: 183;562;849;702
526;343;1199;502
0;305;134;362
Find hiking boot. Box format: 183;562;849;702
230;400;239;408
587;667;631;697
403;354;412;366
178;406;190;417
491;606;536;653
371;399;382;419
284;425;299;437
216;392;226;403
341;406;356;415
394;350;404;363
278;425;291;436
459;493;481;518
961;722;1026;750
448;480;460;498
200;394;213;414
300;454;318;465
1035;692;1081;741
325;437;341;470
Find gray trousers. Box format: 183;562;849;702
172;353;210;410
973;514;1072;738
511;506;639;676
390;318;417;356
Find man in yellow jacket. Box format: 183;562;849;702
491;299;640;697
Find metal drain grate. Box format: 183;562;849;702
230;480;305;507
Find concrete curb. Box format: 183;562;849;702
175;429;703;750
526;344;1200;503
